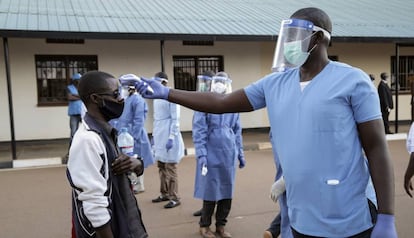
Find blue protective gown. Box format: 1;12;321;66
192;111;243;201
116;93;154;168
153;99;185;163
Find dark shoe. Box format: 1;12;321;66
193;208;202;216
199;227;216;238
134;189;145;194
164;200;181;208
152;195;169;203
216;226;232;238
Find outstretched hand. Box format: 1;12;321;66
136;77;170;99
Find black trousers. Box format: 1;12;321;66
291;199;377;238
199;199;232;227
266;212;281;237
382;110;391;133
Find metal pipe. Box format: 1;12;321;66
3;37;16;159
160;40;165;72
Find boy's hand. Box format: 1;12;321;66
112;154;143;175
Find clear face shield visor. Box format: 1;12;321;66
120;85;135;99
197;75;213;92
271;19;331;72
211;76;232;94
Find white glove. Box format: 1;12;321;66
270;176;286;203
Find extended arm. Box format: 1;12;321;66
136;75;254;113
169;88;254;113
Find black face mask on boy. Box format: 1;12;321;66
99;98;124;121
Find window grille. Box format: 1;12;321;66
173;56;223;91
35;55;98;106
391;56;414;93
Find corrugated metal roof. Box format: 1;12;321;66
0;0;413;42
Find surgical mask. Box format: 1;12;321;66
99;98;124;121
197;75;212;92
211;82;227;94
199;82;206;92
283;34;317;67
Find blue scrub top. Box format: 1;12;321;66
244;61;381;237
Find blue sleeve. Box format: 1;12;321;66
168;102;180;137
131;95;145;137
233;114;244;156
244;77;267;110
350;70;382;123
192;112;208;158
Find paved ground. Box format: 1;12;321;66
0;128;413;237
0;128;273;168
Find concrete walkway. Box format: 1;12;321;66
0;125;409;169
0;128;273;169
1;138;413;237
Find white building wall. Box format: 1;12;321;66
0;39;412;141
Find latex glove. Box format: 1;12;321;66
371;214;397;238
136;77;170;99
119;74;154;95
165;138;173;151
270;176;286;203
238;154;246;169
198;156;207;167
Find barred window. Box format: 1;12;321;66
173;56;224;91
35;55;98;106
391;56;414;93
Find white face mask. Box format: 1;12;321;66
211;82;227;94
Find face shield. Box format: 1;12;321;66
197;75;213;92
211;75;232;94
120;85;131;99
271;18;331;72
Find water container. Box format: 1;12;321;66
117;127;134;156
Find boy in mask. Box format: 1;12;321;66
67;70;148;238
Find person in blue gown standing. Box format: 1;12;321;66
151;72;185;209
193;71;246;238
116;84;154;194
